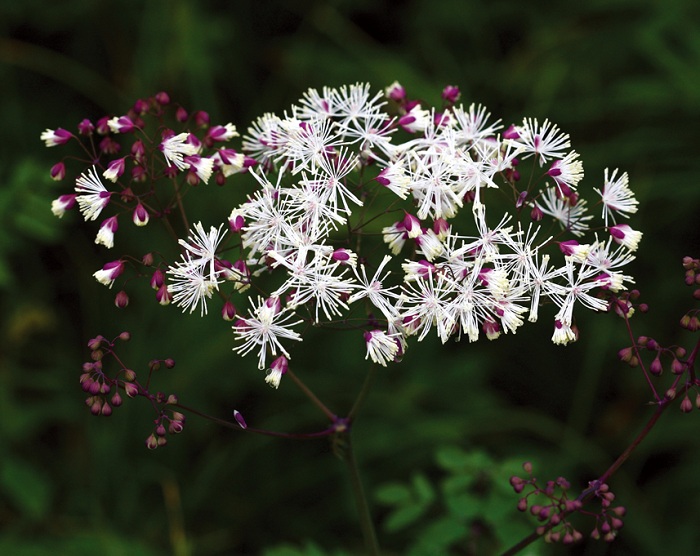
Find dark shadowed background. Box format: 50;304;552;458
2;1;700;554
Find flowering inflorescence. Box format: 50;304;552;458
45;83;642;391
510;462;625;544
614;258;700;409
80;332;183;449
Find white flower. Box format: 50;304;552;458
517;118;570;166
167;223;227;316
75;166;111;221
364;330;399;367
609;224;643;252
233;296;303;370
595;168;638;226
349;255;400;323
536;186;592;237
160;132;199;170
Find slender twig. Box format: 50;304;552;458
286;368;336;421
338;430;381;556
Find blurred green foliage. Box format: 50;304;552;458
2;0;700;554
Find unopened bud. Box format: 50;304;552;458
233;410;248;429
671;358;686;374
681;395;693;413
146;434;158;450
124;382;139;397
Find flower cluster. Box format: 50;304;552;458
510;462;626;544
44;83;642;388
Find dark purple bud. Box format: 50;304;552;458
233;410;248;429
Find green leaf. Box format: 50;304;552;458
384;503;429;533
411;473;435;504
375;482;411;505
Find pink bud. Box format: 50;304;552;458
176;106;188;122
115;290;129;308
155;91;170;105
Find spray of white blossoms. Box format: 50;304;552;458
44;84;642;389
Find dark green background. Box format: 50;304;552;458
2;1;700;554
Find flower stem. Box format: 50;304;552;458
287;369;336;421
337;429;381;556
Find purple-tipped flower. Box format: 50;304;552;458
228;209;245;233
95;215;119;248
103;158;126;182
364;329;399;367
609;224;642;252
93;260;125;288
132;203;149;226
107;116;135;134
331;248;357;266
40;128;72;147
402;212;422;239
51;194;76;218
385;81;406;102
207;123;239;143
265;355;288;388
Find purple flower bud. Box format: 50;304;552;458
156;284;172;305
233;410;248;429
155;91;170;105
50;162;66;180
78;119;95;135
503;124;520;139
146;434;159;450
385;81;406;102
176;106;188;122
115;290;129;308
441;85;461;104
133;203;149;226
194;110;210;128
150;269;165;289
222;300;236;321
